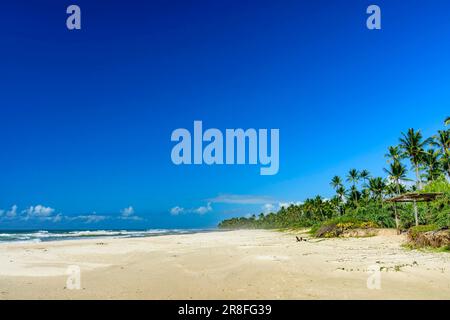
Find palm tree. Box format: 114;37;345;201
367;177;386;202
385;146;403;164
360;169;371;184
346;169;360;187
336;185;346;201
313;196;327;220
383;161;409;195
360;187;371;203
421;149;441;182
330;176;345;215
432;130;450;155
349;185;361;207
330;196;341;216
432;124;450;178
330;176;343;190
445;116;450;126
399;128;431;190
441;150;450;179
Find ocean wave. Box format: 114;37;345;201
0;229;209;243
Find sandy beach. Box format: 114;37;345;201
0;229;449;299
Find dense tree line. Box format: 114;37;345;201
219;117;450;231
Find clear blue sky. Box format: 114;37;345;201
0;0;449;229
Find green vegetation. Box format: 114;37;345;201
311;216;378;238
408;224;439;238
407;224;450;250
218;117;450;238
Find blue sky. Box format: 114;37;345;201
0;0;449;229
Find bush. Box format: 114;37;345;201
407;224;450;248
346;202;395;228
409;224;439;238
313;216;378;238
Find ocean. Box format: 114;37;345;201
0;229;213;243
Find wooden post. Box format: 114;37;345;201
393;204;400;234
413;200;419;226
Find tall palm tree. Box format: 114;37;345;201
346;169;360;206
330;176;343;190
313;195;327;220
360;169;371;184
330;196;341;216
383;161;409;195
330;176;345;215
367;177;386;202
432;124;450;178
385;146;403;164
441;150;450;179
336;185;346;201
349;185;360;207
421;149;441;182
346;169;360;187
399;128;431;190
360;187;371;203
432;130;450;155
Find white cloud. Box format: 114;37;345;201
170;206;184;215
6;205;18;218
262;203;276;213
170;202;213;216
23;205;55;218
278;201;303;209
52;213;63;223
120;206;134;217
0;204;146;224
0;204;64;222
194;202;212;215
208;194;275;205
71;214;107;223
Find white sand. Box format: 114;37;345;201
0;229;449;299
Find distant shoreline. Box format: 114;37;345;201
0;228;221;244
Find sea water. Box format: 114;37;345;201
0;229;212;243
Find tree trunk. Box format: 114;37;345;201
415;166;422;190
394;204;400;234
413;200;419;226
394;181;401;234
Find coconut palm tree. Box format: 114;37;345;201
336;185;346;201
330;176;343;190
360;169;371;184
432;124;450;179
360;187;371;203
330;176;345;215
346;169;360;187
421;149;442;182
399;128;431;190
385;146;403;164
383;161;409;195
367;177;386;202
441;151;450;179
330;196;341;216
432;130;450;155
348;185;361;207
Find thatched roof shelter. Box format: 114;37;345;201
385;192;444;229
385;192;444;203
